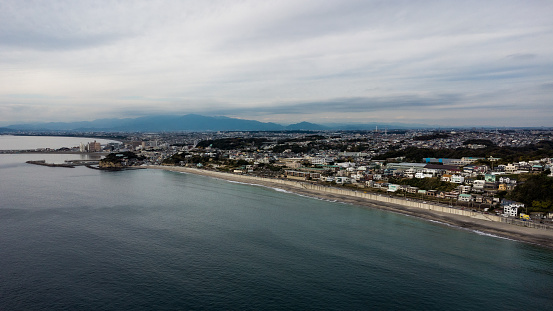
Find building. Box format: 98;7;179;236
335;176;352;184
458;185;471;194
472;180;485;190
87;141;102;152
501;199;524;217
485;174;496;182
386;162;427;171
505;164;518;174
451;175;465;184
387;184;400;192
458;194;473;202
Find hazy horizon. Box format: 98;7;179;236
1;1;552;127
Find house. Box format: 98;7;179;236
335;176;352;184
505;163;518;174
473;180;485;190
441;174;452;182
387;184;400;192
373;181;387;188
406;186;419;194
498;177;511;183
458;185;471;194
501;199;524;217
484;174;496;182
504;205;518;217
458;194;473;202
426;190;438;197
451;175;464;184
484;182;498;192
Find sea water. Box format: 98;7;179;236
0;135;118;150
1;150;553;310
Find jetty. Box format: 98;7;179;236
26;160;75;168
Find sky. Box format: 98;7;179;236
1;0;552;127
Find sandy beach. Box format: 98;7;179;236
148;165;553;249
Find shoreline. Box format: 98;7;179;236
148;165;553;250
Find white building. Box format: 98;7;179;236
501;200;525;217
335;177;352;184
387;184;400;192
473;180;485;190
415;172;433;179
451;175;465;184
504;205;519;217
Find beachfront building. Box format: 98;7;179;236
335;176;352;184
406;186;419;194
281;158;303;168
458;194;473;202
504;205;519;217
501;199;525;217
87;141;102;152
387;184;400;192
285;170;321;180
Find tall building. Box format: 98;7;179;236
87;141;102;152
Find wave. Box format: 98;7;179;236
171;169;524;244
470;230;517;241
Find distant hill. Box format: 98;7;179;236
6;114;431;132
7;114;288;132
285;122;328;131
325;122;433;130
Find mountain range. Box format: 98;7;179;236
3;114;418;132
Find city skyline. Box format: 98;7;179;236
1;0;552;127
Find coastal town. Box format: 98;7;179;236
7;128;553;225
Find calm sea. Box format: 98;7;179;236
1;137;552;310
0;135;117;150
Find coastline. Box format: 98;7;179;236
148;165;553;249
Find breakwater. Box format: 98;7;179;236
26;160;75;168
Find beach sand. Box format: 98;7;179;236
148;165;553;249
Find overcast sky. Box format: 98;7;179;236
1;0;552;127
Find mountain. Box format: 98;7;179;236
0;127;16;133
285;122;328;131
7;114;289;132
323;122;434;130
6;114;434;132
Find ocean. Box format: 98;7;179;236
1;136;553;310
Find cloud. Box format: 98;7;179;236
506;53;537;60
0;0;552;126
0;31;124;51
208;94;462;116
